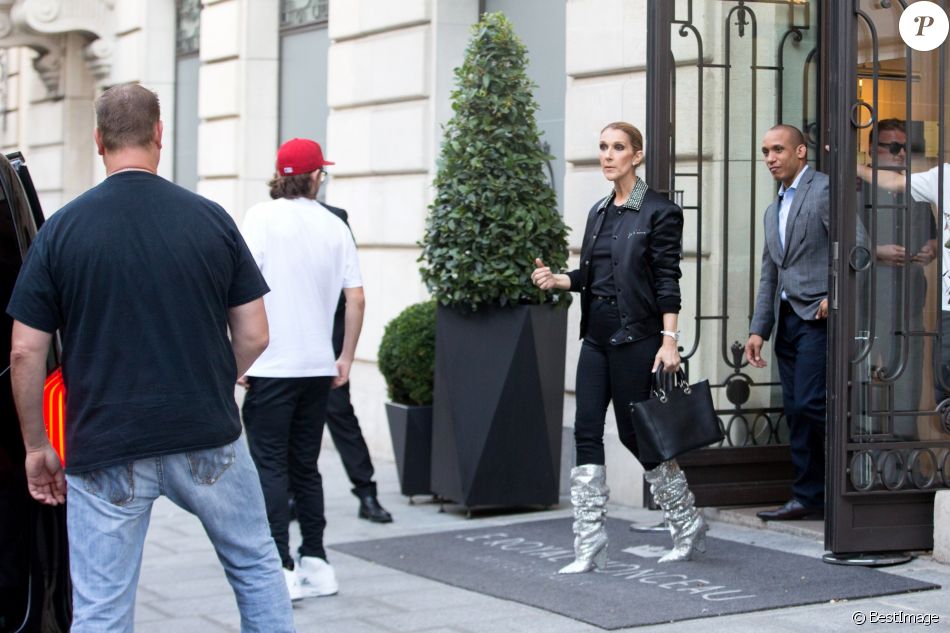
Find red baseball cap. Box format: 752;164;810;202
276;138;334;175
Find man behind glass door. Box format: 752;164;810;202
858;128;950;414
860;119;937;441
745;124;830;522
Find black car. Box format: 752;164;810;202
0;151;71;632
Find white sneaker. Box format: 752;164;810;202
297;556;339;597
283;567;303;602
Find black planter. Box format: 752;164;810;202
385;402;433;497
431;304;567;509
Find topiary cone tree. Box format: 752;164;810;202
420;12;569;510
419;11;569;310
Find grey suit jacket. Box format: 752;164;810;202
749;167;830;340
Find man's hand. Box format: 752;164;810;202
337;286;364;390
236;375;249;389
333;357;352;389
745;334;767;368
25;446;66;505
913;239;938;265
815;298;829;320
876;244;906;266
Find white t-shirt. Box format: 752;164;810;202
241;197;362;377
909;165;950;310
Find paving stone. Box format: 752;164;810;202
143;573;234;600
296;618;398;633
131;445;950;633
374;585;513;612
145;593;242;619
454;614;601;633
132;602;169;623
363;602;540;631
292;594;404;622
135;616;234;633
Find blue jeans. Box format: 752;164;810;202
66;435;295;633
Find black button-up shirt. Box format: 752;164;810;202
566;178;683;345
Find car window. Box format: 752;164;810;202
0;155;38;260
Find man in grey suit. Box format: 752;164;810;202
745;124;829;521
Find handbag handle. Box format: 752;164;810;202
651;365;691;403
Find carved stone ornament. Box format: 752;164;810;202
0;0;116;95
32;40;62;94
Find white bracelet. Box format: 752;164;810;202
660;330;680;342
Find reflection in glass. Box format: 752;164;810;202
849;2;950;487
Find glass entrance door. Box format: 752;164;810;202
649;0;950;552
647;0;822;505
826;0;950;554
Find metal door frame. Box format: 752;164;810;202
648;0;950;553
646;0;823;506
825;0;949;554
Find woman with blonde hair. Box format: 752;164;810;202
532;121;706;571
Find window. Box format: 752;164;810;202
482;0;566;213
278;1;330;147
174;0;201;192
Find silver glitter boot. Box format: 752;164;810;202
644;460;707;563
558;464;609;574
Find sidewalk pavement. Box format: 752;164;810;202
133;445;950;633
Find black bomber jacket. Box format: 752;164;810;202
566;178;684;345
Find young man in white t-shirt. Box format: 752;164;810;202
858;156;950;407
909;165;950;403
240;138;365;601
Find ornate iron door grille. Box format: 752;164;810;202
826;0;950;555
280;0;329;31
647;0;821;505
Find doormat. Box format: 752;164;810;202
331;518;938;629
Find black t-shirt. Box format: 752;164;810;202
6;172;269;474
590;201;621;297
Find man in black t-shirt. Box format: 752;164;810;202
7;84;294;632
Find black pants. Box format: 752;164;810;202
242;376;332;567
774;302;827;508
574;298;661;469
326;381;376;497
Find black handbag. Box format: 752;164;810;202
629;368;724;463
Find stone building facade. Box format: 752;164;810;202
0;0;669;506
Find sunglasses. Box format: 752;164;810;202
877;141;906;156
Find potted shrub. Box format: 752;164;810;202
378;300;436;498
418;12;570;510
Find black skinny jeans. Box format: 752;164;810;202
574;298;661;469
242;376;333;567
